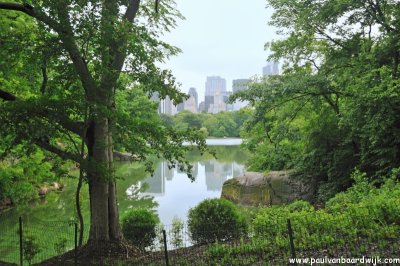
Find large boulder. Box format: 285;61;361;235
221;171;304;206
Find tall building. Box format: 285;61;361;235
160;96;177;115
188;87;198;108
183;87;198;113
263;61;279;76
198;101;205;113
205;76;226;113
232;79;250;111
176;102;184;112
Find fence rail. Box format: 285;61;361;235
1;212;399;265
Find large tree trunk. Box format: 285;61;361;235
86;116;122;244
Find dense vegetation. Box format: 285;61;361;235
0;0;207;249
232;0;400;201
161;109;252;138
129;169;400;265
1;0;400;264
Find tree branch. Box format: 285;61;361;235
155;0;159;14
40;59;48;94
113;0;140;71
0;2;59;32
36;140;81;163
0;2;98;101
0;89;16;101
55;2;97;101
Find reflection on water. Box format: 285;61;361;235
0;144;248;231
125;147;247;224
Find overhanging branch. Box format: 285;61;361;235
0;89;16;101
36;140;81;163
0;2;97;100
0;2;60;32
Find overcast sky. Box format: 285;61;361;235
161;0;277;101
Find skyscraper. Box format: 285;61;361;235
188;87;198;108
263;61;279;76
183;87;198;113
232;79;250;111
205;76;226;113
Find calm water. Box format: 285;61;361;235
119;143;248;224
0;140;248;227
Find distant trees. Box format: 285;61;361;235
232;0;400;201
167;109;252;138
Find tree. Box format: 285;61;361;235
0;0;206;252
233;0;400;200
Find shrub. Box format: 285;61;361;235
23;236;41;265
286;200;314;213
170;216;184;249
188;198;247;244
121;208;159;250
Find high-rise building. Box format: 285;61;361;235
188;87;198;108
205;76;226;112
183;87;198;113
198;101;205;113
263;61;279;76
160;96;177;115
232;79;250;111
176;102;184;112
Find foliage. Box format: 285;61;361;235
187;198;247;244
0;145;64;204
170;216;184;249
121;208;159;250
0;0;209;242
53;238;68;255
232;0;400;200
23;236;41;265
165;109;253;138
198;169;400;264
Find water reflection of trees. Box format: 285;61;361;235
120;146;247;210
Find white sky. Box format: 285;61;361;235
161;0;277;101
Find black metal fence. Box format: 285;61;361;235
1;213;399;265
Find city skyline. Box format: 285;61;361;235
156;61;279;115
160;0;277;102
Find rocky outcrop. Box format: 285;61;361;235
38;182;64;197
113;151;139;161
221;171;306;206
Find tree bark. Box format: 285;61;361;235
86;116;122;244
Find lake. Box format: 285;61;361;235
0;139;248;227
118;142;248;224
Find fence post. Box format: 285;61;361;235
19;216;23;266
74;222;78;266
162;229;169;266
287;219;297;265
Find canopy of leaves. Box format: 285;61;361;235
232;0;400;201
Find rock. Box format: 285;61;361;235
50;182;60;190
39;187;49;197
221;171;302;206
114;151;138;161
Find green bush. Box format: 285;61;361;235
121;208;159;250
188;198;247;244
286;200;314;213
